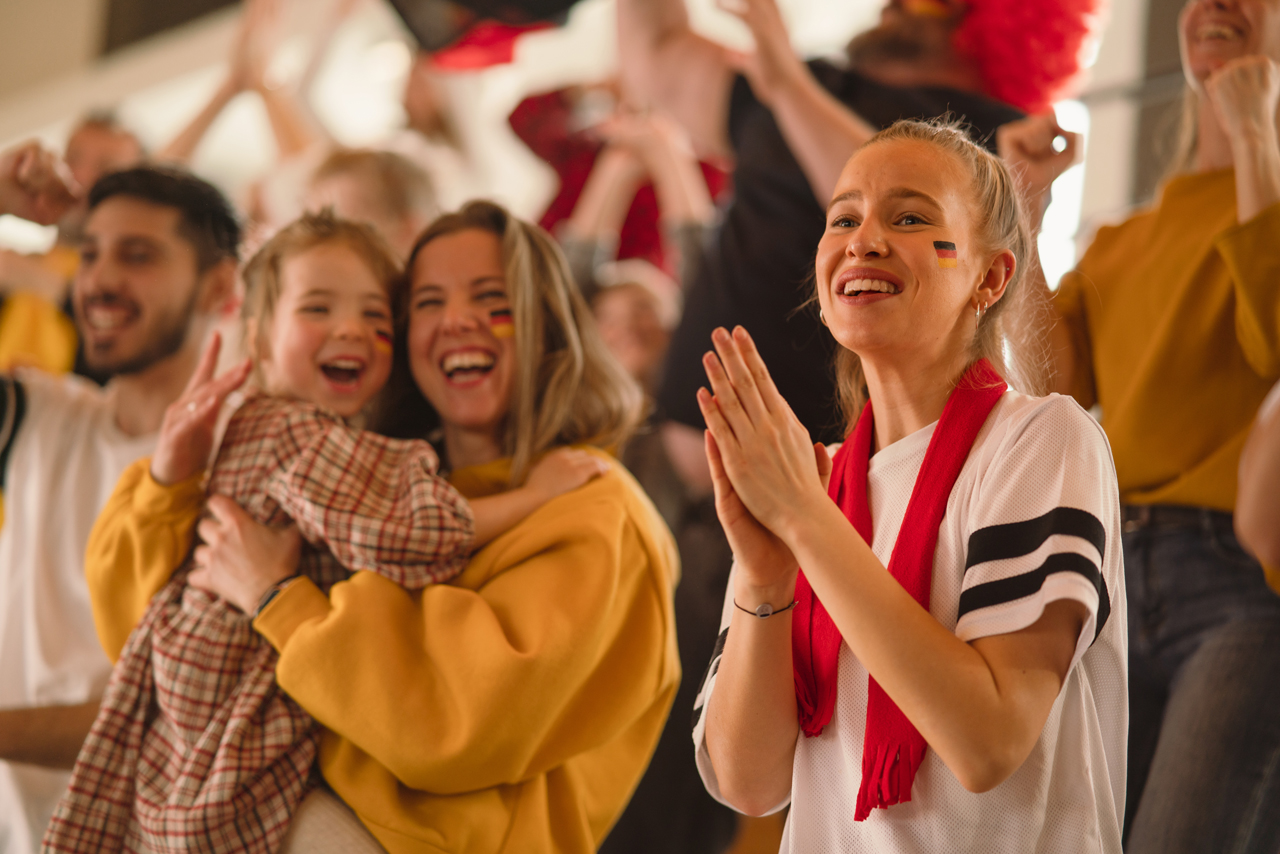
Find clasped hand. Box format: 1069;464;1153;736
1205;54;1280;145
697;326;831;588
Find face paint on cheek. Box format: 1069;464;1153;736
489;308;515;339
934;241;958;269
374;329;393;354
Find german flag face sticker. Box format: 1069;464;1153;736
489;308;515;339
374;329;393;355
933;241;958;269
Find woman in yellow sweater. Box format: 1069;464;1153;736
80;200;681;854
1004;3;1280;852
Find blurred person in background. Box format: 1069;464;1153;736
305;147;440;259
1003;0;1280;849
0;113;144;378
554;109;717;305
617;0;1098;499
557;104;744;853
162;0;480;232
510;82;728;286
0;155;238;854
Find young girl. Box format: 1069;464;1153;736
44;212;606;853
690;121;1126;852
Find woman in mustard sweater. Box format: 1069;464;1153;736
1004;3;1280;851
79;201;681;854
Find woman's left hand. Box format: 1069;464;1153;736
697;326;831;541
188;495;301;614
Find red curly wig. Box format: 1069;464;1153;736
952;0;1106;113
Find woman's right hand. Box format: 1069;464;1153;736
705;427;831;595
151;332;252;486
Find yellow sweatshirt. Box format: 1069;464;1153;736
1055;170;1280;511
0;245;79;375
84;451;682;853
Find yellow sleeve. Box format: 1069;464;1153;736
85;457;205;662
255;477;678;794
1052;267;1099;409
1265;564;1280;597
0;293;77;375
1217;200;1280;378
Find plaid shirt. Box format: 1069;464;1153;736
44;395;474;854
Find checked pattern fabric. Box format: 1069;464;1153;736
43;395;475;854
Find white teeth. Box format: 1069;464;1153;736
843;279;898;295
441;351;495;373
1199;24;1239;40
85;306;132;330
326;358;363;370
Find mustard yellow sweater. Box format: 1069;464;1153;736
1054;170;1280;511
85;451;682;854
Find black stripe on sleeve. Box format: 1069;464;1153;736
965;507;1105;571
958;551;1111;641
0;377;26;491
691;626;729;732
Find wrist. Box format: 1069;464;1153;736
149;461;186;487
774;491;836;549
252;574;300;618
734;572;797;613
1228;122;1279;156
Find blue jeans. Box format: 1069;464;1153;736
1124;511;1280;854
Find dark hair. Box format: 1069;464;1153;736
87;166;241;272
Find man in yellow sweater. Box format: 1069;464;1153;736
1005;9;1280;852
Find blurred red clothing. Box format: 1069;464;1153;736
509;90;729;276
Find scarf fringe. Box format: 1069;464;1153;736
853;740;927;821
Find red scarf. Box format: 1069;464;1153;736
791;359;1006;821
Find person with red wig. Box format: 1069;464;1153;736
1004;0;1280;850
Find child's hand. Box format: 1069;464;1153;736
525;448;610;502
151;333;251;486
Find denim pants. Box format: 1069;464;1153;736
1124;512;1280;854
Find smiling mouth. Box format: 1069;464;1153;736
81;298;140;332
321;358;366;386
842;279;901;297
1198;23;1242;41
440;350;496;382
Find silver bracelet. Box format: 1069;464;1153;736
253;575;299;619
733;598;797;619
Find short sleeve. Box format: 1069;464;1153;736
955;395;1122;671
690;564;791;816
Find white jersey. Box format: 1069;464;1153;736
693;392;1127;853
0;370;155;853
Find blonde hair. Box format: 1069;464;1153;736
828;119;1048;432
1163;85;1201;181
240;210;402;381
310;148;439;223
387;200;645;484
